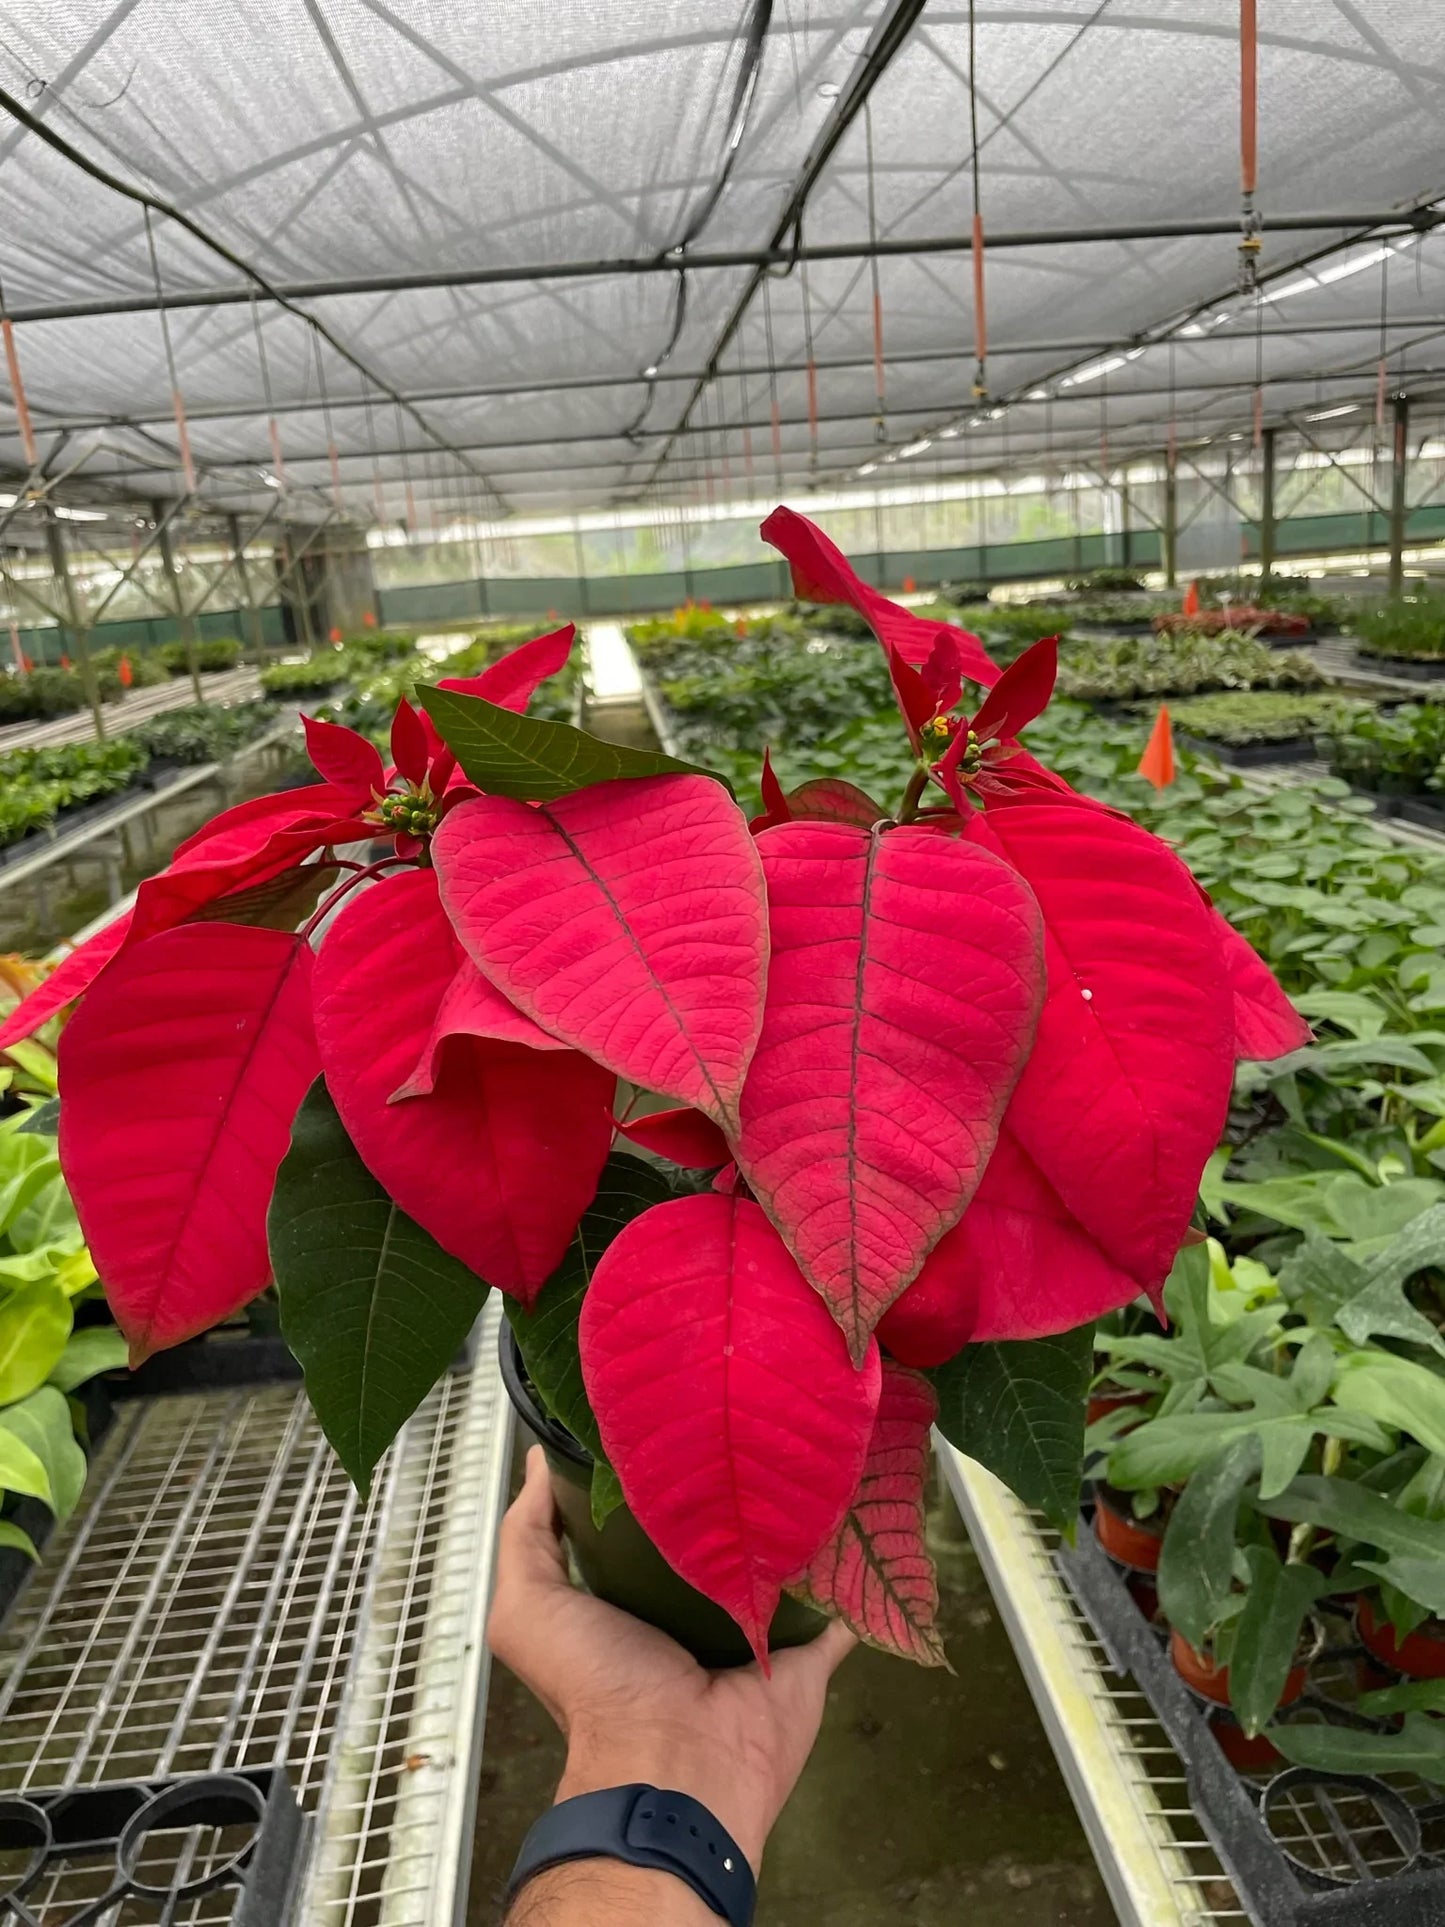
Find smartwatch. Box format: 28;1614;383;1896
506;1784;756;1925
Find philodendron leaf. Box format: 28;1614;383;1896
1356;1556;1445;1617
506;1153;673;1529
47;1326;129;1395
419;685;727;802
17;1098;60;1138
1228;1544;1326;1738
0;1386;85;1520
0;1522;38;1561
1157;1437;1261;1651
1270;1715;1445;1780
793;1361;948;1667
271;1079;489;1495
0;1280;73;1405
0;1421;52;1507
1255;1474;1445;1562
929;1324;1094;1533
1357;1678;1445;1718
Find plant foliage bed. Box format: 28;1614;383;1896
1056;631;1326;704
0;702;278;855
1166;692;1358;762
1355;592;1445;664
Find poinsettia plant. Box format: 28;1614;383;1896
0;507;1309;1670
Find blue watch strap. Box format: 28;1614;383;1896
506;1784;756;1925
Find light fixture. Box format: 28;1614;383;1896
857;461;879;475
1059;347;1145;390
643;364;659;378
816;80;840;99
1025;387;1049;401
1305;402;1360;422
899;437;933;458
1269;234;1417;303
55;505;108;522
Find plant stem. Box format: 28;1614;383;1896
896;765;930;823
299;855;416;942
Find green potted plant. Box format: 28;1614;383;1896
0;509;1307;1670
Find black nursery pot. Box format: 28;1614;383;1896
498;1325;825;1669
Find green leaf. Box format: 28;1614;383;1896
17;1098;60;1138
1157;1438;1260;1650
1357;1678;1445;1718
1356;1555;1445;1616
1228;1544;1326;1737
271;1079;489;1494
1270;1714;1445;1780
1332;1350;1445;1458
591;1461;625;1531
47;1325;128;1394
0;1424;52;1507
930;1324;1094;1531
419;686;729;803
0;1386;85;1520
1336;1205;1445;1357
0;1521;38;1561
506;1152;673;1473
0;1280;72;1404
1255;1473;1445;1561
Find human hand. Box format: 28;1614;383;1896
488;1445;856;1877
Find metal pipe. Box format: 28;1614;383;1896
1389;394;1410;598
228;512;268;659
1259;425;1277;583
153;499;205;703
6;225;1429;327
23;318;1445;436
1162;453;1178;588
43;507;106;741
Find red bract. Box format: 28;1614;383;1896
58;925;318;1363
792;1361;946;1666
580;1192;881;1668
432;775;767;1131
36;522;1307;1670
733;821;1043;1362
312;867;613;1301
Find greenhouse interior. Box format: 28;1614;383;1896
5;3;1445;1923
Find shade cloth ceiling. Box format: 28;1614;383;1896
1;0;1444;527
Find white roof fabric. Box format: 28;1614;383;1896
1;0;1444;525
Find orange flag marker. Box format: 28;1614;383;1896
1138;704;1176;789
118;654;134;688
1182;579;1201;617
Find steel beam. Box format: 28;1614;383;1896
1389;394;1411;598
43;508;106;741
5;214;1434;325
1259;426;1277;584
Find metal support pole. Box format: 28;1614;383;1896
1118;476;1132;570
1389;394;1410;600
153;500;204;703
228;514;268;661
1259;426;1277;586
44;508;105;741
1162;452;1178;589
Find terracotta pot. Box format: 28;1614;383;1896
1357;1597;1445;1680
1086;1386;1152;1427
499;1325;825;1669
1211;1715;1287;1774
1169;1628;1308;1711
1093;1488;1166;1573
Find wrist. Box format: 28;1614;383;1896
507;1858;716;1925
556;1741;771;1874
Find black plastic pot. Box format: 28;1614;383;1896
498;1325;825;1668
1352;649;1445;681
1176;732;1319;768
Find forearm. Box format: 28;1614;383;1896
504;1859;717;1925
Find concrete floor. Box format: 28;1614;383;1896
469;1457;1112;1926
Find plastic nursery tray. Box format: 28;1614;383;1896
1351;651;1445;682
1175;733;1320;769
1058;1508;1445;1926
0;1767;304;1924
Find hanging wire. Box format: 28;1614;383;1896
762;274;784;492
394;400;418;535
1376;243;1391;432
798;229;819;471
142;208;197;496
250;294;288;494
1237;0;1262;294
362;373;386;526
0;276;37;477
864;99;887;440
967;0;989;401
1253;286;1265;447
312;328;344;512
736;334;755;493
